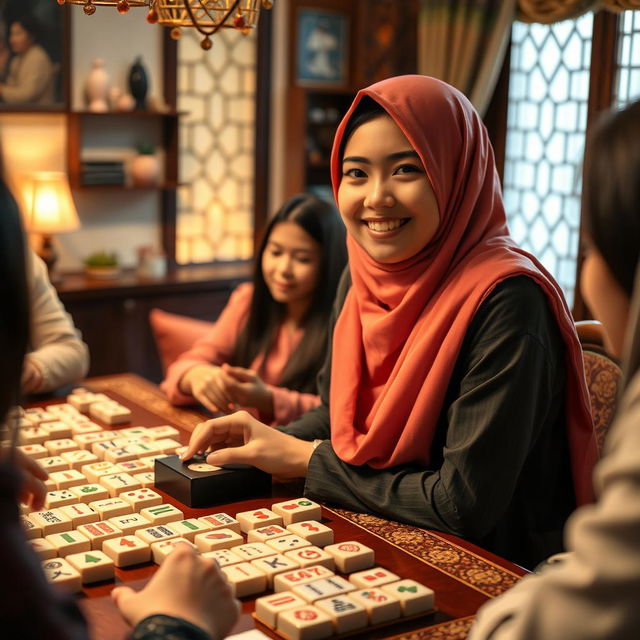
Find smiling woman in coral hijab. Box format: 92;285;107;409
182;75;597;569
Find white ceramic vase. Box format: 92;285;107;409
86;59;110;112
130;154;160;187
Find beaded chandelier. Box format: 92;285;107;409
56;0;274;49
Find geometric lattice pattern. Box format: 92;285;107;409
615;10;640;106
503;14;594;306
176;29;257;264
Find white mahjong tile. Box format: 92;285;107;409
133;472;155;488
129;443;163;457
276;605;333;640
119;487;163;510
147;425;180;439
41;557;82;592
254;591;309;628
60;449;99;471
89;497;133;519
271;499;322;525
25;408;56;424
197;513;241;534
247;524;289;543
21;515;41;539
112;436;150;448
115;460;148;474
81;461;120;483
138;453;168;468
193;528;243;552
70;483;110;504
151;538;198;565
167;518;213;542
49;469;87;490
174;445;188;457
201;548;243;567
292;576;355;603
30;509;72;535
99;472;142;497
265;535;312;554
380;579;435;616
17;427;49;445
76;520;121;550
28;537;57;560
287;520;333;547
41;422;72;439
284;546;334;571
67;549;115;583
90;402;131;425
135;524;180;546
104;448;144;463
91;440;121;459
44;478;56;492
67;392;98;412
139;503;184;525
251;553;301;587
59;503;99;527
236;508;283;532
151;438;182;454
46;403;79;416
349;588;401;624
324;541;375;573
108;512;152;535
102;535;151;567
75;431;115;450
18;444;48;459
120;426;153;438
68;421;102;435
348;567;400;589
221;562;268;598
45;530;91;557
44;438;79;456
273;565;335;593
44;490;77;509
315;594;368;633
39;456;69;473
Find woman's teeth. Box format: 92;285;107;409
366;218;407;231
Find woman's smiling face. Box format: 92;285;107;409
337;113;440;264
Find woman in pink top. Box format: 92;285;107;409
162;193;347;424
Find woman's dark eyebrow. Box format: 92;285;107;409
342;150;420;164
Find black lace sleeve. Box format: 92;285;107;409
131;615;210;640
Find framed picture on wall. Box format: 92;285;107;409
0;0;69;110
296;8;349;87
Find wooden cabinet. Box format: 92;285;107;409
56;262;252;383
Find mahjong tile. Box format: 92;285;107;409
42;557;82;592
265;535;312;554
348;588;401;624
75;431;114;450
292;576;355;603
44;438;79;456
68;421;102;435
61;449;99;471
348;567;400;589
108;513;151;535
151;438;181;454
250;553;301;587
233;542;278;562
148;425;180;439
276;605;333;640
41;421;72;439
273;565;335;593
75;521;121;550
119;487;163;510
115;460;148;474
139;503;184;525
236;508;283;532
133;472;155;488
21;515;41;539
167;518;213;542
129;443;162;457
39;456;69;473
67;549;115;583
380;579;435;616
135;524;180;546
247;524;289;543
284;546;334;571
99;472;142;497
45;530;91;557
254;591;309;628
102;535;151;567
271;499;322;525
201;548;243;567
287;520;333;547
193;528;243;552
18;444;47;459
28;537;57;560
120;426;153;438
138;453;168;468
30;509;72;535
48;469;87;490
81;461;120;483
91;440;121;459
59;503;99;527
221;562;268;597
70;483;110;504
89;497;133;519
44;489;77;509
315;594;368;633
151;538;198;565
17;427;49;445
324;541;374;573
197;513;241;534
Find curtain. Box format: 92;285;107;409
418;0;517;116
598;0;640;10
516;1;597;23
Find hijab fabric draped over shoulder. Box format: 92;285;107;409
329;75;597;506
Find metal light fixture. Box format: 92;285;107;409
56;0;274;49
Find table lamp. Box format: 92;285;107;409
21;171;80;282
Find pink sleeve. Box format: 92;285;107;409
161;283;253;405
268;384;321;425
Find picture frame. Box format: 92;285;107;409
296;8;349;87
0;1;69;111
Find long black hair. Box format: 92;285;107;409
338;97;387;163
0;178;30;426
232;193;347;393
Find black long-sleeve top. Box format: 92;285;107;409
279;273;576;569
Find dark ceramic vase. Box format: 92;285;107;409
129;56;148;110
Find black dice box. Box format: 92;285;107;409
155;455;272;508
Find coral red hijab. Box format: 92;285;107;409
329;75;596;506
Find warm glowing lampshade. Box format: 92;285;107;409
22;172;80;235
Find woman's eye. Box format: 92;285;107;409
344;167;366;178
395;164;421;175
268;249;281;257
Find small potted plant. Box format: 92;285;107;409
84;250;120;280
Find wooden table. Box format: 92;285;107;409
38;374;526;640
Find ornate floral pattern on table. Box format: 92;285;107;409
327;508;521;598
388;616;474;640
